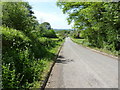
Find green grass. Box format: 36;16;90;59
71;38;118;57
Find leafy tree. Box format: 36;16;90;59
39;22;57;38
44;29;57;38
57;2;119;51
2;2;38;34
40;22;51;30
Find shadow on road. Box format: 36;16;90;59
56;55;74;64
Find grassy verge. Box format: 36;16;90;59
71;38;118;57
32;38;64;88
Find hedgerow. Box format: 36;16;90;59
2;26;61;88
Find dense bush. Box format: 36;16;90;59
43;29;57;38
2;26;59;88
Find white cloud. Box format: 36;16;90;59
33;10;72;29
34;10;61;23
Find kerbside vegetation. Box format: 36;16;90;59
2;2;65;88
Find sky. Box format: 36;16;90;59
27;0;72;29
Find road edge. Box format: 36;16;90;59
71;38;118;60
40;40;65;90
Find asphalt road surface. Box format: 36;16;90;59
46;37;118;88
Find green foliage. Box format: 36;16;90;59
56;30;70;39
39;22;57;38
2;26;61;88
42;29;57;38
70;30;81;38
2;2;38;33
40;22;51;30
2;2;61;89
57;2;119;53
72;38;118;56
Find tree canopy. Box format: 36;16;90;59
57;2;119;51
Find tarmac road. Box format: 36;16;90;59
46;37;118;88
